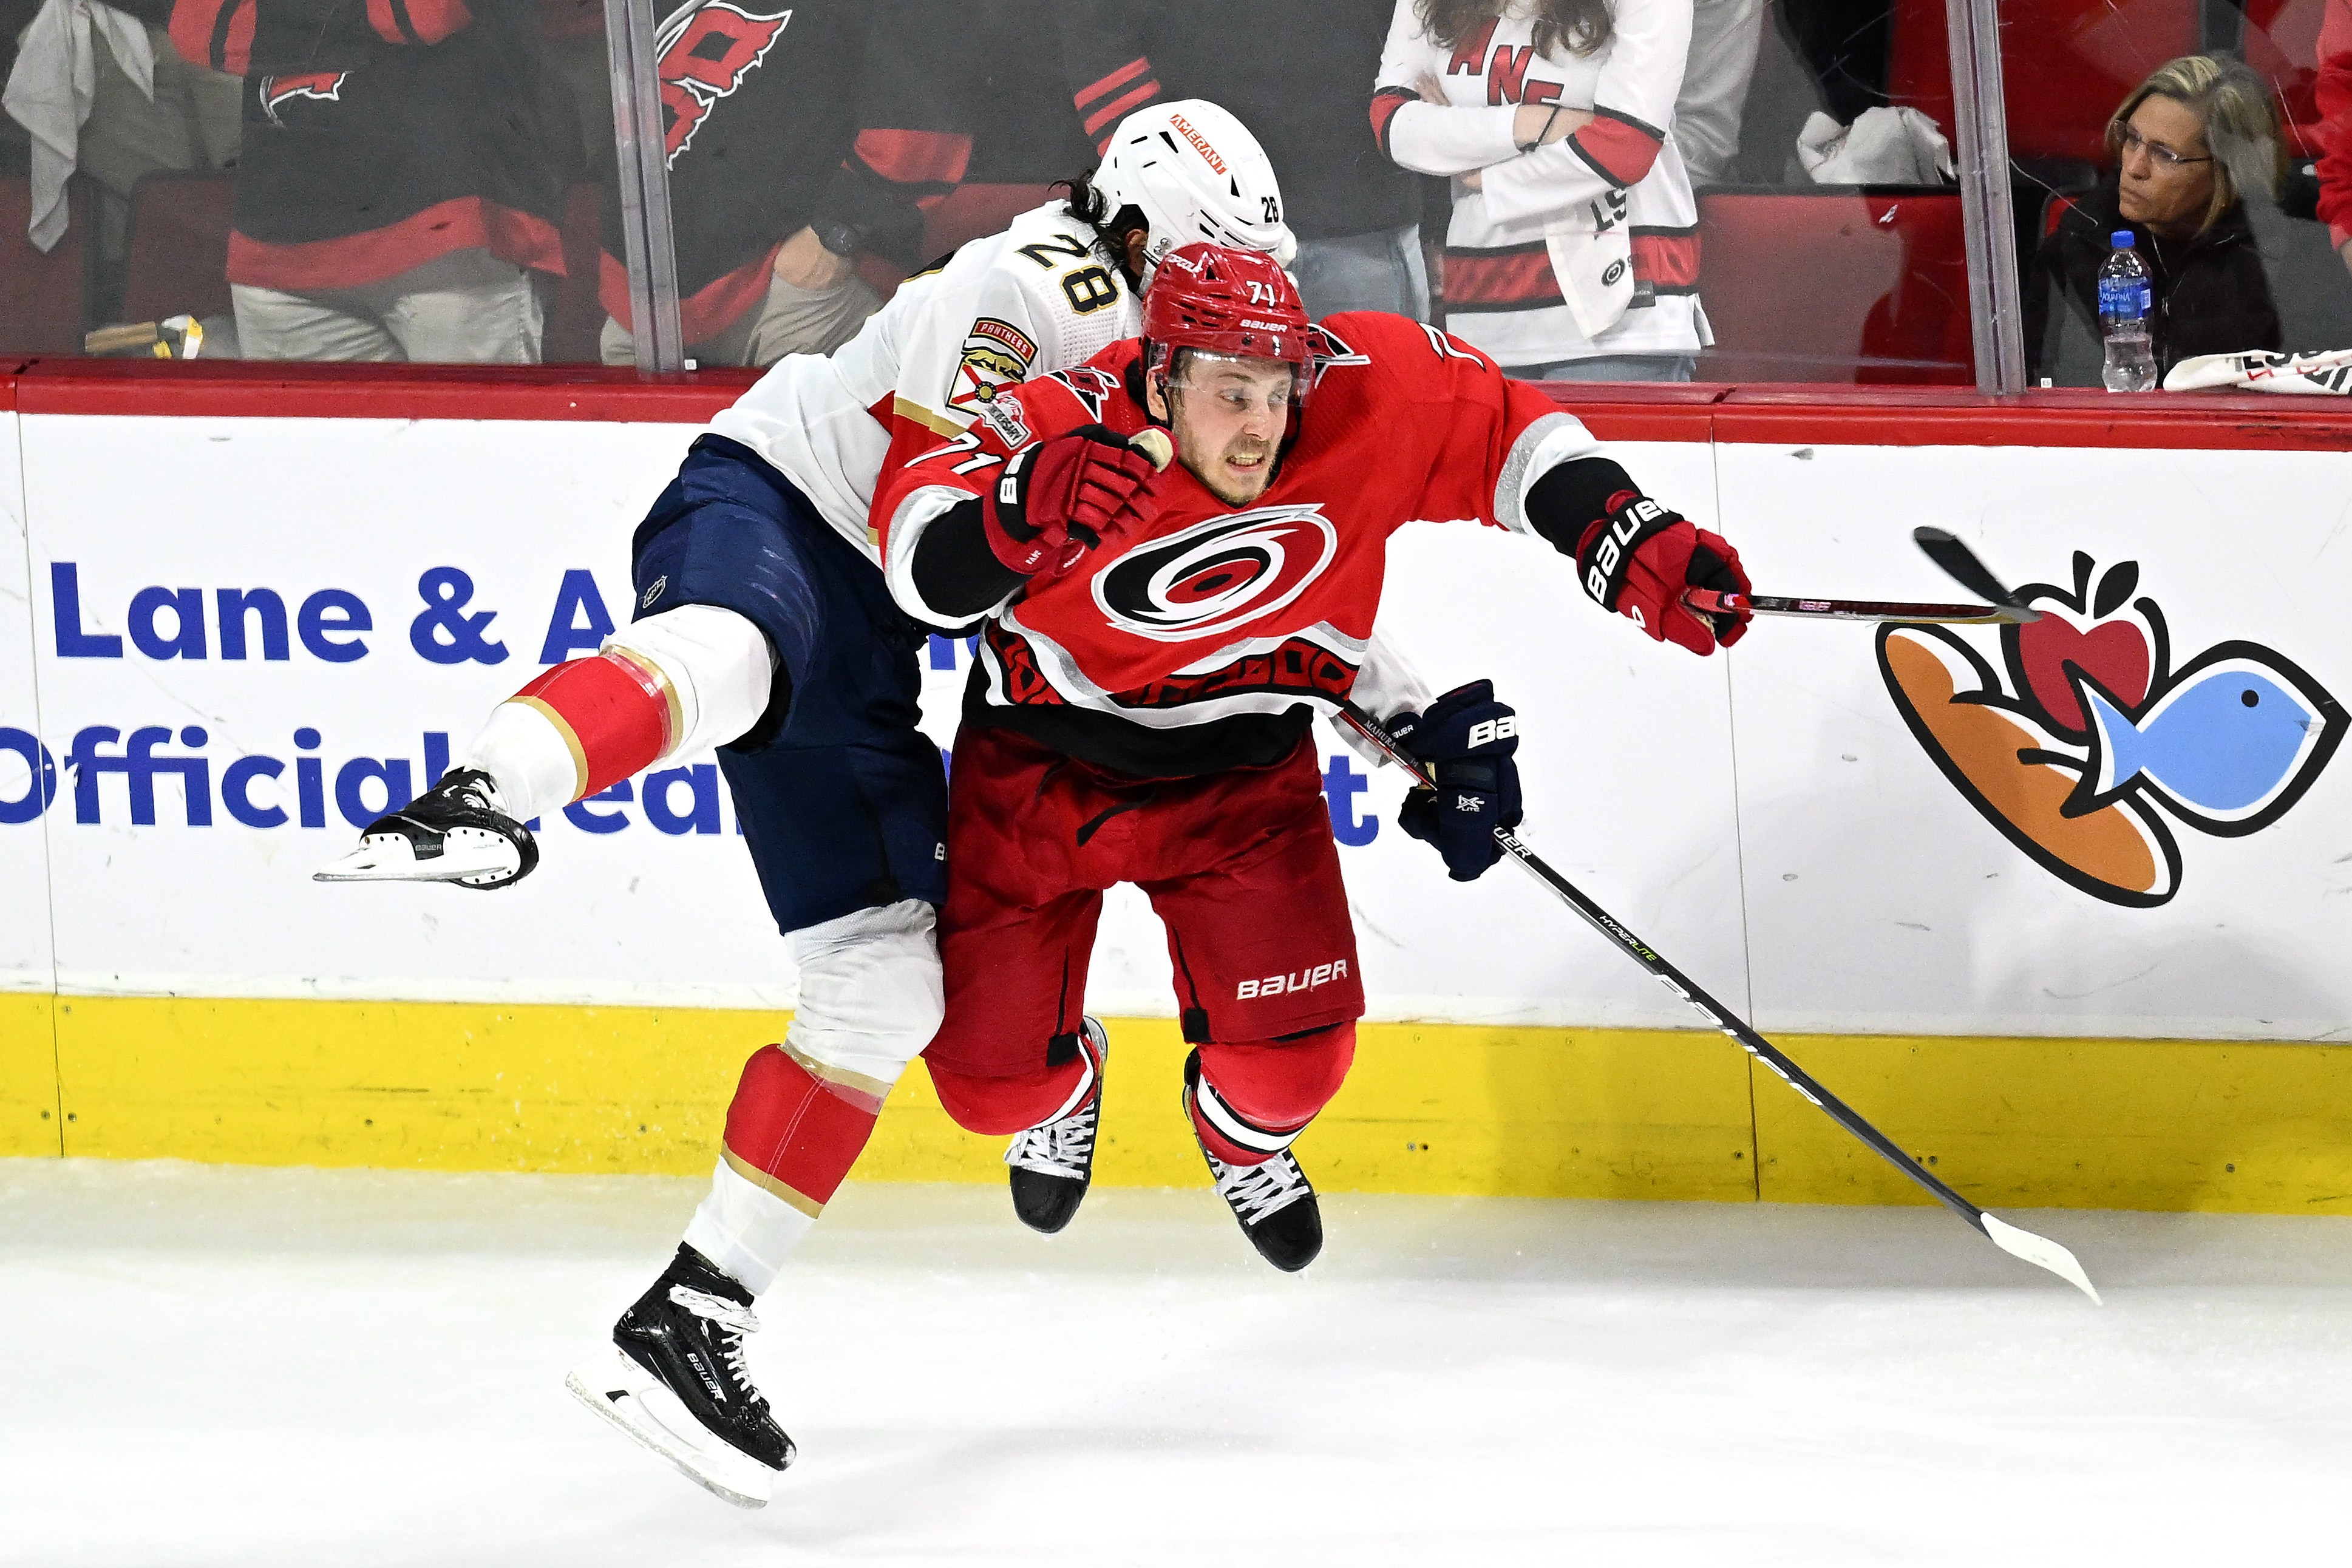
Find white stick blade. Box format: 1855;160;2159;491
1981;1213;2102;1304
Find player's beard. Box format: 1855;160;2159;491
1194;434;1276;506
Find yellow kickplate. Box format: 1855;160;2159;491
1;991;62;1158
1750;1034;2352;1217
33;994;2352;1214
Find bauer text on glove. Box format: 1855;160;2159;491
1573;490;1752;656
1392;679;1523;882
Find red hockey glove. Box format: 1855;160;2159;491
1574;491;1753;656
980;424;1166;578
1392;680;1523;883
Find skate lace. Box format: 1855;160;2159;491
1005;1099;1098;1179
669;1285;765;1401
443;769;506;819
1212;1152;1310;1224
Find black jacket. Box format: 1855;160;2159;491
172;0;564;291
1060;0;1420;242
2025;177;2283;384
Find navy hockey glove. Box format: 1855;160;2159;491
981;424;1167;577
1392;680;1523;883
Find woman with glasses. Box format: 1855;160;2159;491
2024;55;2285;385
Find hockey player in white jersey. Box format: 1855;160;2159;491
314;101;1446;1507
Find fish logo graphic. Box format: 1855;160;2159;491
1878;551;2344;906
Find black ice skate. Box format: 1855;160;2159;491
1183;1050;1324;1272
564;1244;795;1509
1005;1017;1108;1234
312;766;537;889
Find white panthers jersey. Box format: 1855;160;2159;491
706;203;1140;563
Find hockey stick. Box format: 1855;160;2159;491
1911;527;2043;622
1681;588;2031;625
1341;702;2100;1303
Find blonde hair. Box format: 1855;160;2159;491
2106;55;2286;234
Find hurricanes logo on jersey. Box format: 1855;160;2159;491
259;72;348;128
1093;506;1338;642
657;2;792;161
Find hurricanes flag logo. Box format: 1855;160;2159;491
1093;506;1337;642
657;1;792;161
259;72;348;128
1880;551;2344;906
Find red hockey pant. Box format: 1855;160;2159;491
924;726;1363;1143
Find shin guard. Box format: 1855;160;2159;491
1186;1023;1357;1167
926;1043;1095;1137
508;648;677;804
683;1043;886;1295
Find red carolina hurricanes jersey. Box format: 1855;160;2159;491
875;310;1605;776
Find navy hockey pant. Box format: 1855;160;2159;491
630;433;948;934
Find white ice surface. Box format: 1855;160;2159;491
4;1160;2349;1566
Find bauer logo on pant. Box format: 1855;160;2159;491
1235;960;1347;1000
1878;551;2345;907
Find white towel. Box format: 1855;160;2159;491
1543;188;1635;341
1796;107;1955;187
2163;347;2352;394
3;0;155;251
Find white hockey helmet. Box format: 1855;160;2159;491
1093;99;1298;277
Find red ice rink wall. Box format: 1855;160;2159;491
3;361;2350;1214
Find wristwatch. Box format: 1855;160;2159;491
812;218;864;258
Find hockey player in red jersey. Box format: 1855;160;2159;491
875;243;1753;1271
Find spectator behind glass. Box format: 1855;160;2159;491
2024;55;2286;387
1674;0;1765;186
169;0;564;364
1059;1;1427;320
1374;0;1709;380
2319;0;2350;277
601;0;952;368
2;0;240;328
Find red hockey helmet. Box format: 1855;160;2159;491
1140;242;1311;370
1140;245;1315;446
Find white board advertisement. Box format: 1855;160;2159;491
7;412;2348;1042
1;410;55;994
1719;441;2352;1041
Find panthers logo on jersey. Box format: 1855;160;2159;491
948;318;1037;416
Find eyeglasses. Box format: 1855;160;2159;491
2118;126;2212;170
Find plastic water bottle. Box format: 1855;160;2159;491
2098;232;2157;392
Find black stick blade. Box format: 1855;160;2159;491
1912;528;2042;623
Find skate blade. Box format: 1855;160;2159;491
565;1352;779;1509
313;830;518;888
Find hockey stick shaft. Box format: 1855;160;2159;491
1341;703;2098;1302
1681;588;2030;625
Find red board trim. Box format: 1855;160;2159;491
10;359;760;423
8;362;2351;450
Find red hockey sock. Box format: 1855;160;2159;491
719;1044;889;1216
507;649;678;803
1188;1023;1356;1166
